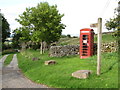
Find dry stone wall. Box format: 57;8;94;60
49;41;118;57
49;45;79;57
101;41;118;52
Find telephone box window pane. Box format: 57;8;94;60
83;51;87;53
82;48;88;50
83;35;88;40
82;54;87;56
83;46;88;48
83;40;87;43
83;43;87;45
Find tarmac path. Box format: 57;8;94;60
2;54;48;88
0;55;9;89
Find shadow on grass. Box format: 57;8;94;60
101;60;119;75
101;31;120;76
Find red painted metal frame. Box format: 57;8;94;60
80;28;94;59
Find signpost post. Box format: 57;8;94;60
97;18;102;75
90;18;102;75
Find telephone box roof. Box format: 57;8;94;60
80;28;94;31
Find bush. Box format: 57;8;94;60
72;36;78;38
67;34;71;38
61;35;67;38
2;49;18;55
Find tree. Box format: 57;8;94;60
105;15;120;32
12;29;22;49
61;34;67;38
31;30;43;53
12;27;30;50
105;1;120;38
0;13;10;50
16;2;66;54
105;1;120;54
0;14;10;43
30;2;66;53
67;34;71;38
0;13;2;53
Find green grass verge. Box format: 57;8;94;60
58;38;79;45
58;33;116;46
94;33;116;43
4;54;14;66
0;55;2;59
17;49;118;88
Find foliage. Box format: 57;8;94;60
105;18;119;30
17;49;118;88
2;49;18;55
30;2;66;44
13;27;30;42
0;13;10;43
0;55;2;59
0;14;1;54
12;29;22;49
15;2;66;52
67;34;71;38
31;31;42;43
105;1;120;38
61;35;67;38
12;27;31;50
105;1;120;54
0;13;10;51
72;36;78;38
4;54;14;66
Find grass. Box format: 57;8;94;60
58;37;79;45
0;55;2;59
17;49;118;88
94;33;116;43
58;33;116;46
0;51;2;59
4;54;14;66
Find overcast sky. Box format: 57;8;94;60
0;0;118;36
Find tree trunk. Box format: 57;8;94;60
43;41;46;53
43;42;45;53
21;42;26;51
40;41;43;54
47;43;51;50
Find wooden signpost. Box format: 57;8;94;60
97;18;102;75
90;23;98;28
90;18;102;75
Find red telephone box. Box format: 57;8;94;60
80;28;94;59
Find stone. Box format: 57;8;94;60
32;57;40;61
72;70;92;79
45;60;56;65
